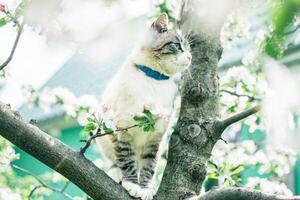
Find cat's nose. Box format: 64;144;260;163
186;52;192;61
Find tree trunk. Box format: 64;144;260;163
155;1;223;199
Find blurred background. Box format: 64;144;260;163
0;0;300;199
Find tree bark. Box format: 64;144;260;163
198;188;300;200
154;11;222;200
155;0;257;199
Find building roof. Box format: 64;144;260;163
19;51;129;122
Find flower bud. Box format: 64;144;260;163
102;104;111;112
135;112;143;118
143;104;151;110
156;113;163;118
0;4;5;12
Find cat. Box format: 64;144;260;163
97;13;192;200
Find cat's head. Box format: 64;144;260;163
133;13;192;76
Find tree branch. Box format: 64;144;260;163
220;89;261;101
0;21;24;71
0;102;134;200
197;187;300;200
215;105;261;134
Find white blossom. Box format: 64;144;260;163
0;188;21;200
77;95;98;111
26;86;100;125
77;112;91;126
246;177;293;196
101;105;116;132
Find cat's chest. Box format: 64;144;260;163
131;75;177;108
106;67;179;128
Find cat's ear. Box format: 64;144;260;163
151;13;169;33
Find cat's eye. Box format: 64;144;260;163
171;43;182;51
173;43;180;49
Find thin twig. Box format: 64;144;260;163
80;124;139;154
220;89;261;101
0;21;24;70
0;162;73;200
177;0;187;26
28;185;43;200
61;181;70;192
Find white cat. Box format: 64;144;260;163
97;13;191;200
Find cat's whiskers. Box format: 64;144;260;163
184;30;193;41
186;64;193;80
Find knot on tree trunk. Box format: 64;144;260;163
187;124;202;138
1;103;22;120
178;119;208;147
187;124;208;146
188;162;207;183
188;85;204;103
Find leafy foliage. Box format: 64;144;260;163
133;108;157;132
264;0;300;58
155;0;175;22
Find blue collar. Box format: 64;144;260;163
136;64;170;80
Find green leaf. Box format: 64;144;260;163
223;176;235;187
133;109;157;132
264;34;286;59
143;124;155;132
0;18;7;27
229;165;244;176
228;106;236;113
207;173;219;180
84;123;96;132
207;161;218;170
87;117;97;123
102;123;113;134
220;163;227;174
133;116;143;121
143;126;151;132
55;96;64;105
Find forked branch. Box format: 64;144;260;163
215;104;261;135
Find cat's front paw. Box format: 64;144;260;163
107;167;123;183
122;181;142;198
139;187;156;200
122;181;155;200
